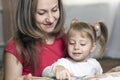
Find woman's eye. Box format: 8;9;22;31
37;11;45;15
37;12;44;15
52;7;58;12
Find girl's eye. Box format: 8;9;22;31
69;42;75;45
69;41;75;45
80;44;86;46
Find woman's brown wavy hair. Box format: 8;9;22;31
14;0;65;72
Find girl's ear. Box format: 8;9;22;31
90;42;96;53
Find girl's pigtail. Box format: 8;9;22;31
94;22;108;57
70;18;79;27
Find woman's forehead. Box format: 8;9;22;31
37;0;58;9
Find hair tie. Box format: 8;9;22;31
71;18;79;24
93;22;101;37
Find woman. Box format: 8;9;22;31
3;0;66;80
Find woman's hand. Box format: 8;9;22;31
54;65;72;80
17;73;32;80
107;66;120;72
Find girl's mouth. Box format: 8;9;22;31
73;52;82;56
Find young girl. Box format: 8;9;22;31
42;19;108;80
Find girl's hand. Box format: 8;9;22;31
54;65;72;80
17;73;32;80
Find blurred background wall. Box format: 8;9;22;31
0;0;3;46
0;0;3;65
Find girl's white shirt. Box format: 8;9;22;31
42;58;103;77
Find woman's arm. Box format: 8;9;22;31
107;66;120;72
3;52;23;80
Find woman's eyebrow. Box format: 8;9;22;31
53;4;58;9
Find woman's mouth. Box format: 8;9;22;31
45;23;53;28
44;22;55;28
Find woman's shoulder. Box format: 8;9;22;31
6;38;16;46
5;38;18;55
5;38;24;64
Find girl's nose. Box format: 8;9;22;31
74;44;80;50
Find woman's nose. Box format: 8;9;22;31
46;13;55;23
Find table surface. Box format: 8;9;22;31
31;72;120;80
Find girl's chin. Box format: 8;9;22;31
72;57;86;62
72;58;81;61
